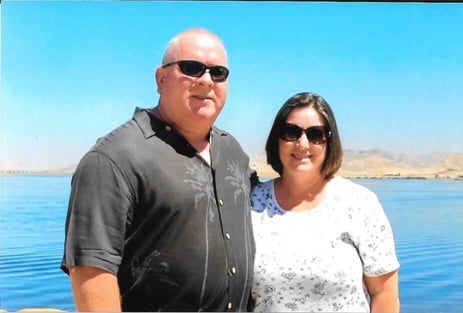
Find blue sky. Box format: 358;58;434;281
1;1;463;171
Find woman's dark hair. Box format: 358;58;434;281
265;92;343;179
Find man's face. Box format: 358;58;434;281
156;32;228;131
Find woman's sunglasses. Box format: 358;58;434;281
278;123;331;144
162;60;229;82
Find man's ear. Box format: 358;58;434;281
155;67;165;93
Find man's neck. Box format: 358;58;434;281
151;106;212;165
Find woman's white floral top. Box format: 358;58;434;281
250;176;400;312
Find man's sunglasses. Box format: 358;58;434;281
162;60;229;82
278;123;331;144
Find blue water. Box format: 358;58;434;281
0;175;462;312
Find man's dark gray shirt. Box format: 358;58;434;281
61;109;256;311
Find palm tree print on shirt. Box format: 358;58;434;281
225;160;252;310
183;161;216;309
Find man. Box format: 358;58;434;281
61;28;256;312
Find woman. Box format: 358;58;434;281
251;92;400;312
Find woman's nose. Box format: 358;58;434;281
297;132;311;148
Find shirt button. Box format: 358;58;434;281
225;233;231;240
165;125;171;131
231;266;237;274
227;302;233;310
219;199;224;206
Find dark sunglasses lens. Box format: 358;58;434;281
178;61;205;77
279;124;302;141
210;66;229;82
307;127;326;144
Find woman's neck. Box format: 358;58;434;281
275;173;329;212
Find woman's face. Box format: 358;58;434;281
278;106;328;178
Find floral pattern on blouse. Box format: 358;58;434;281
250;177;400;312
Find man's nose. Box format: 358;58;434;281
197;69;214;86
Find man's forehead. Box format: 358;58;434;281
196;35;218;47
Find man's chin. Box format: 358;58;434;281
190;106;221;120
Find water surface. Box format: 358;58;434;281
0;176;462;312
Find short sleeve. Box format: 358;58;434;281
61;151;133;274
357;191;400;276
250;180;287;217
250;182;268;213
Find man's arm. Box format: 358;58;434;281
364;270;400;313
69;266;121;312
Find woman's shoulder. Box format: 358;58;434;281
250;179;274;213
251;179;286;216
325;177;385;220
252;178;274;192
328;176;378;200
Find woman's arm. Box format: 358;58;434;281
69;266;121;312
364;270;400;313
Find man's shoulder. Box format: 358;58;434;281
212;125;231;137
213;126;249;157
94;119;139;148
88;110;153;158
212;125;240;145
75;111;155;177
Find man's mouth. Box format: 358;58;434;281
192;95;212;101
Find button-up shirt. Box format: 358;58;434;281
62;109;256;311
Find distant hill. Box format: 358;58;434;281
2;149;463;180
250;149;463;179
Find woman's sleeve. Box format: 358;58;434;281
250;183;267;213
357;190;400;277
